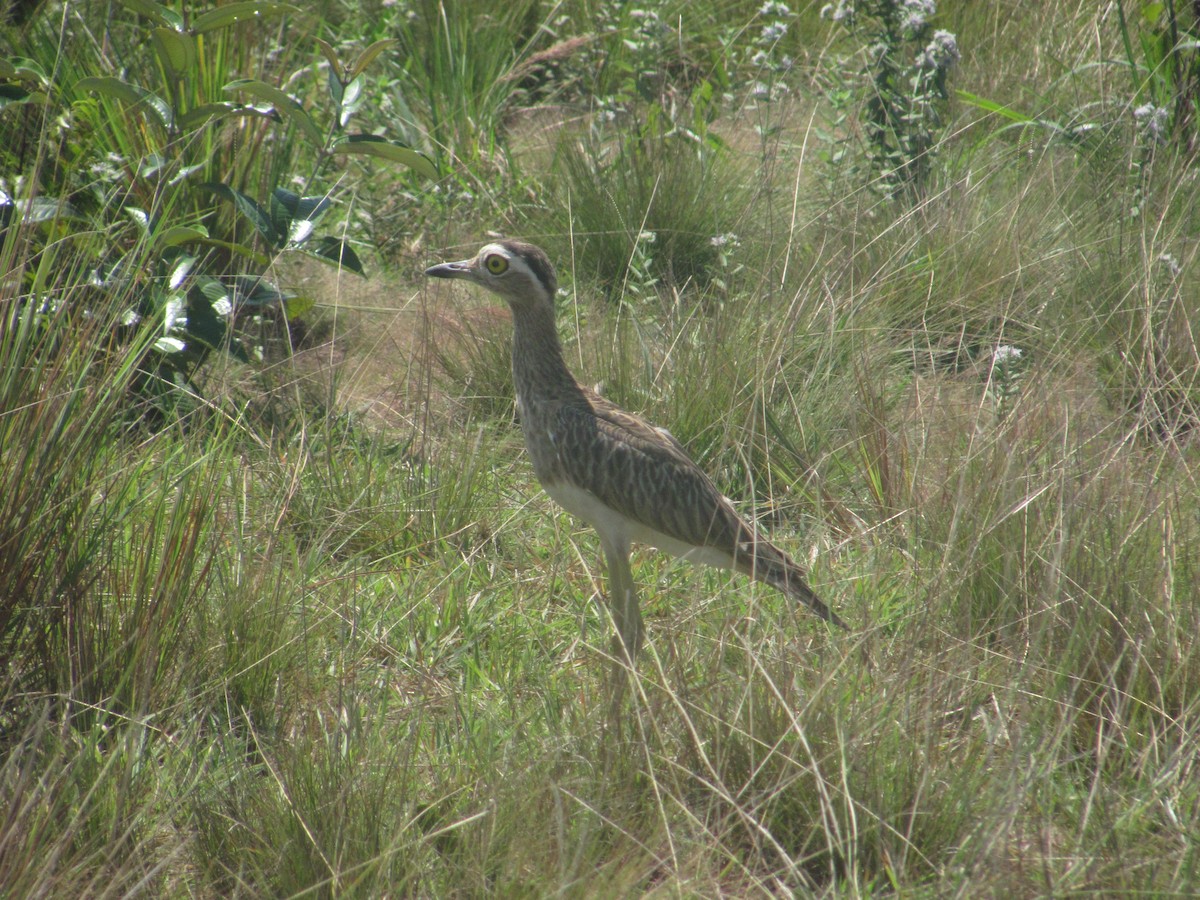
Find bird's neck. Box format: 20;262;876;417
510;302;582;403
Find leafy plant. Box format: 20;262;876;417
3;0;434;425
1119;0;1200;157
821;0;961;200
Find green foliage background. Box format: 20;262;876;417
2;0;1198;895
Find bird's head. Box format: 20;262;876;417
424;240;558;311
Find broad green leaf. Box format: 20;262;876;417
327;66;344;107
223;78;322;144
339;76;364;127
187;282;244;359
137;152;169;180
0;85;44;108
77;75;151;106
152;28;197;75
185;300;229;345
311;236;364;275
154;336;187;354
955;90;1035;124
232;275;287;307
191;2;300;34
198;277;232;310
8;57;48;83
349;38;397;80
269;188;297;235
18;197;84;223
315;37;342;77
157;225;209;247
271;187;330;223
197;238;271;266
178;101;278;130
76;76;173;129
162;290;188;329
126;208;152;232
168;162;208;186
287;218;317;245
117;0;183;29
0;85;28;102
168;256;197;290
281;295;316;319
332;134;437;179
198;182;281;246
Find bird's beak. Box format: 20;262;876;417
424;259;472;280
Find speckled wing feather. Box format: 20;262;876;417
548;391;848;628
549;392;749;552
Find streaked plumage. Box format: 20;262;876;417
425;240;846;662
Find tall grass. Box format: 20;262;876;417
2;0;1198;896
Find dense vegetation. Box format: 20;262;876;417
2;0;1198;895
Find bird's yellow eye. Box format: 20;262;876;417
485;254;508;275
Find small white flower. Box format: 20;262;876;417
710;232;741;248
992;345;1023;366
630;8;665;36
821;0;854;22
638;230;657;244
751;80;772;99
1157;252;1182;277
1134;103;1169;145
760;22;788;42
751;49;771;68
901;0;936;32
918;29;959;69
759;1;791;16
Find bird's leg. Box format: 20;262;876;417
600;542;642;724
602;542;643;666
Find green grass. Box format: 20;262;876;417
3;0;1200;895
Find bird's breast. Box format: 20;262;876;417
516;394;565;483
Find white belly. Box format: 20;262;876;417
542;480;736;570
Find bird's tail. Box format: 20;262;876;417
738;539;849;630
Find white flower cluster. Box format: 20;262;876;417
759;1;791;16
1157;252;1182;277
918;29;960;70
760;22;788;43
820;0;854;24
1134;103;1170;145
901;0;936;33
992;345;1023;366
629;8;669;42
748;0;796;91
88;151;127;183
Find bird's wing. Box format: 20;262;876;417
548;394;752;552
548;393;846;628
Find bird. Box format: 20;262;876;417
425;239;847;666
